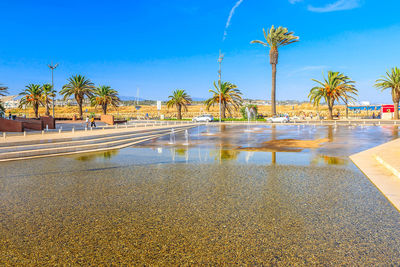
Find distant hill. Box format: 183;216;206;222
191;97;206;102
120;96;147;101
120;96;206;102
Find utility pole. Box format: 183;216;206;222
48;63;59;117
218;50;224;123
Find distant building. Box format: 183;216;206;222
0;95;20;109
243;99;268;105
54;99;79;106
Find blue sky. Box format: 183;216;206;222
0;0;399;103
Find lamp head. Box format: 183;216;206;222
48;63;59;70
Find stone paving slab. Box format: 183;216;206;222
350;138;400;211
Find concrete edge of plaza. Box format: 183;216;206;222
0;123;198;162
350;138;400;211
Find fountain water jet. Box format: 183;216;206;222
183;129;189;145
244;107;256;132
169;129;176;144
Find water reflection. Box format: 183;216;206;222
312;155;349;166
213;148;241;162
175;148;187;156
271;125;276;165
327;125;334;142
272;152;277;165
74;150;119;161
116;124;399;167
393;126;399;140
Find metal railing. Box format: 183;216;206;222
1;120;200;142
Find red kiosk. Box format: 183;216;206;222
381;104;395;120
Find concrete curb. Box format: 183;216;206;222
350;138;400;211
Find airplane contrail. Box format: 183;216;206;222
223;0;244;41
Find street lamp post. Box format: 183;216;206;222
48;63;59;118
218;51;224;123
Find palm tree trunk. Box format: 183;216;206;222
271;63;277;116
34;103;39;118
269;48;278;116
394;102;399;120
45;102;50;116
103;104;107;115
328;104;333;120
221;104;226;119
177;105;182;120
78;101;83;119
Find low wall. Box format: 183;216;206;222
40;116;55;129
16;118;43;131
0;118;24;132
101;115;114;125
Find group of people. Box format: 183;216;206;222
371;112;381;119
85;116;96;128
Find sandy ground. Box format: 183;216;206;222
7;103;365;120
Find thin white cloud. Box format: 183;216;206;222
287;65;329;77
223;0;244;41
289;0;303;4
308;0;361;12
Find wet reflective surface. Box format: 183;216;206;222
0;125;400;265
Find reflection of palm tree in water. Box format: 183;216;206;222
393;126;399;140
212;125;242;162
217;149;240;161
76;150;119;161
271;125;277;165
327;125;334;142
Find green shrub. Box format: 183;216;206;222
240;104;258;119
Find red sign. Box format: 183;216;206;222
382;105;395;113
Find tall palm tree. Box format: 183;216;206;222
251;26;299;115
375;67;400;120
19;84;44;118
166;89;192;120
42;83;56;116
91;85;121;115
205;81;243;119
308;71;357;120
0;84;8;113
60;75;95;119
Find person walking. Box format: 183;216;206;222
85;116;89;128
90;116;96;128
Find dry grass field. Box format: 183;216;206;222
7;103;369;120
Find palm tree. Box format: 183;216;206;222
205;81;243;119
166;89;192;120
0;84;8;97
375;67;400;120
0;84;8;113
19;84;44;118
60;75;95;119
308;71;357;120
42;84;56;116
251;26;299;115
91;85;121;115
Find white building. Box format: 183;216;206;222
0;95;20;109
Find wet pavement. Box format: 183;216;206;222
0;124;399;265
